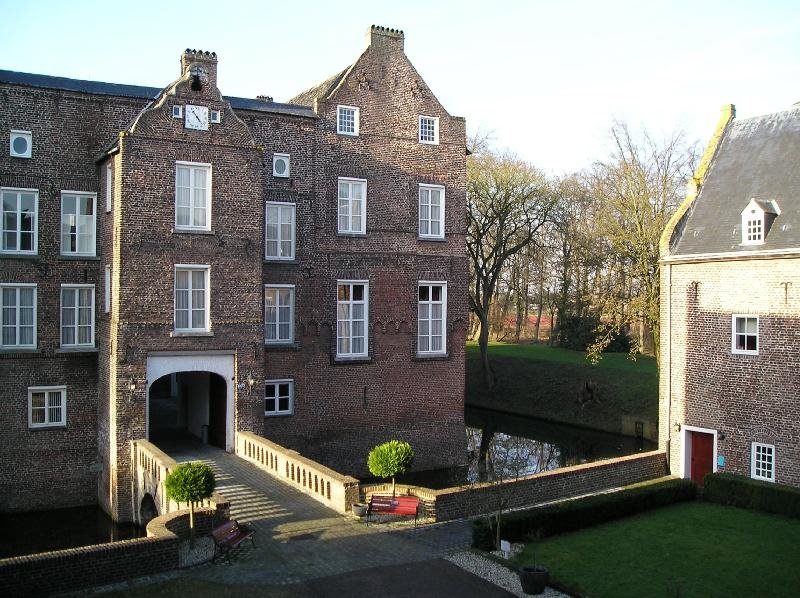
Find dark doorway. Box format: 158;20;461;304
690;431;714;486
148;371;226;449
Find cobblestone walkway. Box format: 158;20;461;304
169;445;472;586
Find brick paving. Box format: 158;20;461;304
169;445;472;586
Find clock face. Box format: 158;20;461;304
185;105;209;131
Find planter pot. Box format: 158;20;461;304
519;565;549;595
352;503;368;517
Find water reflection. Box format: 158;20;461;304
398;406;656;489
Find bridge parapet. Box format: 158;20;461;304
236;431;360;513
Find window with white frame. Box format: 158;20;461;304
104;265;111;314
745;215;763;243
61;285;94;347
419;184;445;238
732;315;758;355
419;115;439;144
265;202;295;260
174;266;210;332
337;281;368;357
175;162;211;231
265;379;294;415
751;442;775;482
28;386;66;428
1;284;36;348
418;282;447;355
265;285;294;343
105;163;113;213
61;192;96;256
337;105;359;136
337;178;366;234
1;187;38;254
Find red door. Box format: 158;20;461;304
690;431;714;486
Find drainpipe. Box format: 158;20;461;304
665;262;672;473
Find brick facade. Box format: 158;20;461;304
0;26;468;521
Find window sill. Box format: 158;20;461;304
172;228;214;235
731;350;759;357
337;132;360;137
56;347;98;354
265;342;301;351
171;331;214;337
0;253;39;260
332;356;372;365
29;424;67;431
414;352;450;361
264;258;298;264
59;254;101;261
418;236;447;242
0;347;40;355
336;232;367;238
264;412;294;417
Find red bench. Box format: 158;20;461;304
366;495;421;527
210;519;256;564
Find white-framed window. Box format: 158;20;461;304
419;115;439;144
418;282;447;355
265;379;294;416
61;192;97;256
104;265;111;314
337;105;360;136
1;187;38;254
105;163;113;213
172;105;183;119
61;285;95;347
337;280;368;358
337;177;366;234
272;153;290;178
28;386;66;428
751;442;775;482
265;285;294;344
745;216;763;243
1;284;36;349
174;265;210;332
419;184;445;239
175;161;212;231
210;110;221;124
265;202;295;260
732;315;758;355
10;130;32;158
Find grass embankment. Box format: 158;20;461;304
515;501;800;597
466;342;658;439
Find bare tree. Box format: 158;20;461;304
467;150;554;387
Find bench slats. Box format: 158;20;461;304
211;519;256;564
366;495;420;526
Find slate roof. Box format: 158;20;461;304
672;106;800;255
0;69;316;118
287;66;351;106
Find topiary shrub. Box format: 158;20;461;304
472;478;696;548
703;472;800;518
367;440;415;497
165;461;216;546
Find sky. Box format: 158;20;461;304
1;0;798;174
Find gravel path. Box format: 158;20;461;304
446;551;568;597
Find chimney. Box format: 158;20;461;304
366;25;404;52
180;49;218;91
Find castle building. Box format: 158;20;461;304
0;26;468;521
659;103;800;487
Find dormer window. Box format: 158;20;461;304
741;198;779;245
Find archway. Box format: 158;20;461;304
148;371;227;449
140;493;158;526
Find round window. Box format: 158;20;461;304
12;135;29;156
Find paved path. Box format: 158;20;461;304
168;445;473;587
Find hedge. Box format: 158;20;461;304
472;478;696;550
703;473;800;518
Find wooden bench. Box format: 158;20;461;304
366;495;421;527
210;519;256;564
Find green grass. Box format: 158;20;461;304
466;342;658;437
515;501;800;597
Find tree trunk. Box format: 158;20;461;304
391;476;396;498
478;315;496;388
189;502;195;548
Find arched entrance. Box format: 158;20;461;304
148;371;227;449
146;352;235;451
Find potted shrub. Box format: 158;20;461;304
518;533;549;595
367;440;415;497
165;461;216;547
352;503;368;517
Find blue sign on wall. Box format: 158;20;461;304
717;455;725;467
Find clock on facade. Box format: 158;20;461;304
185;105;209;130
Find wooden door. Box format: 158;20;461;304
690;431;714;486
208;374;227;449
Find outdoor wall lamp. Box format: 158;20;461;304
246;371;255;396
674;422;681;433
127;376;137;402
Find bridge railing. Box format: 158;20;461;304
236;431;360;514
130;439;228;525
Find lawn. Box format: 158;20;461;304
515;501;800;597
466;342;658;439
